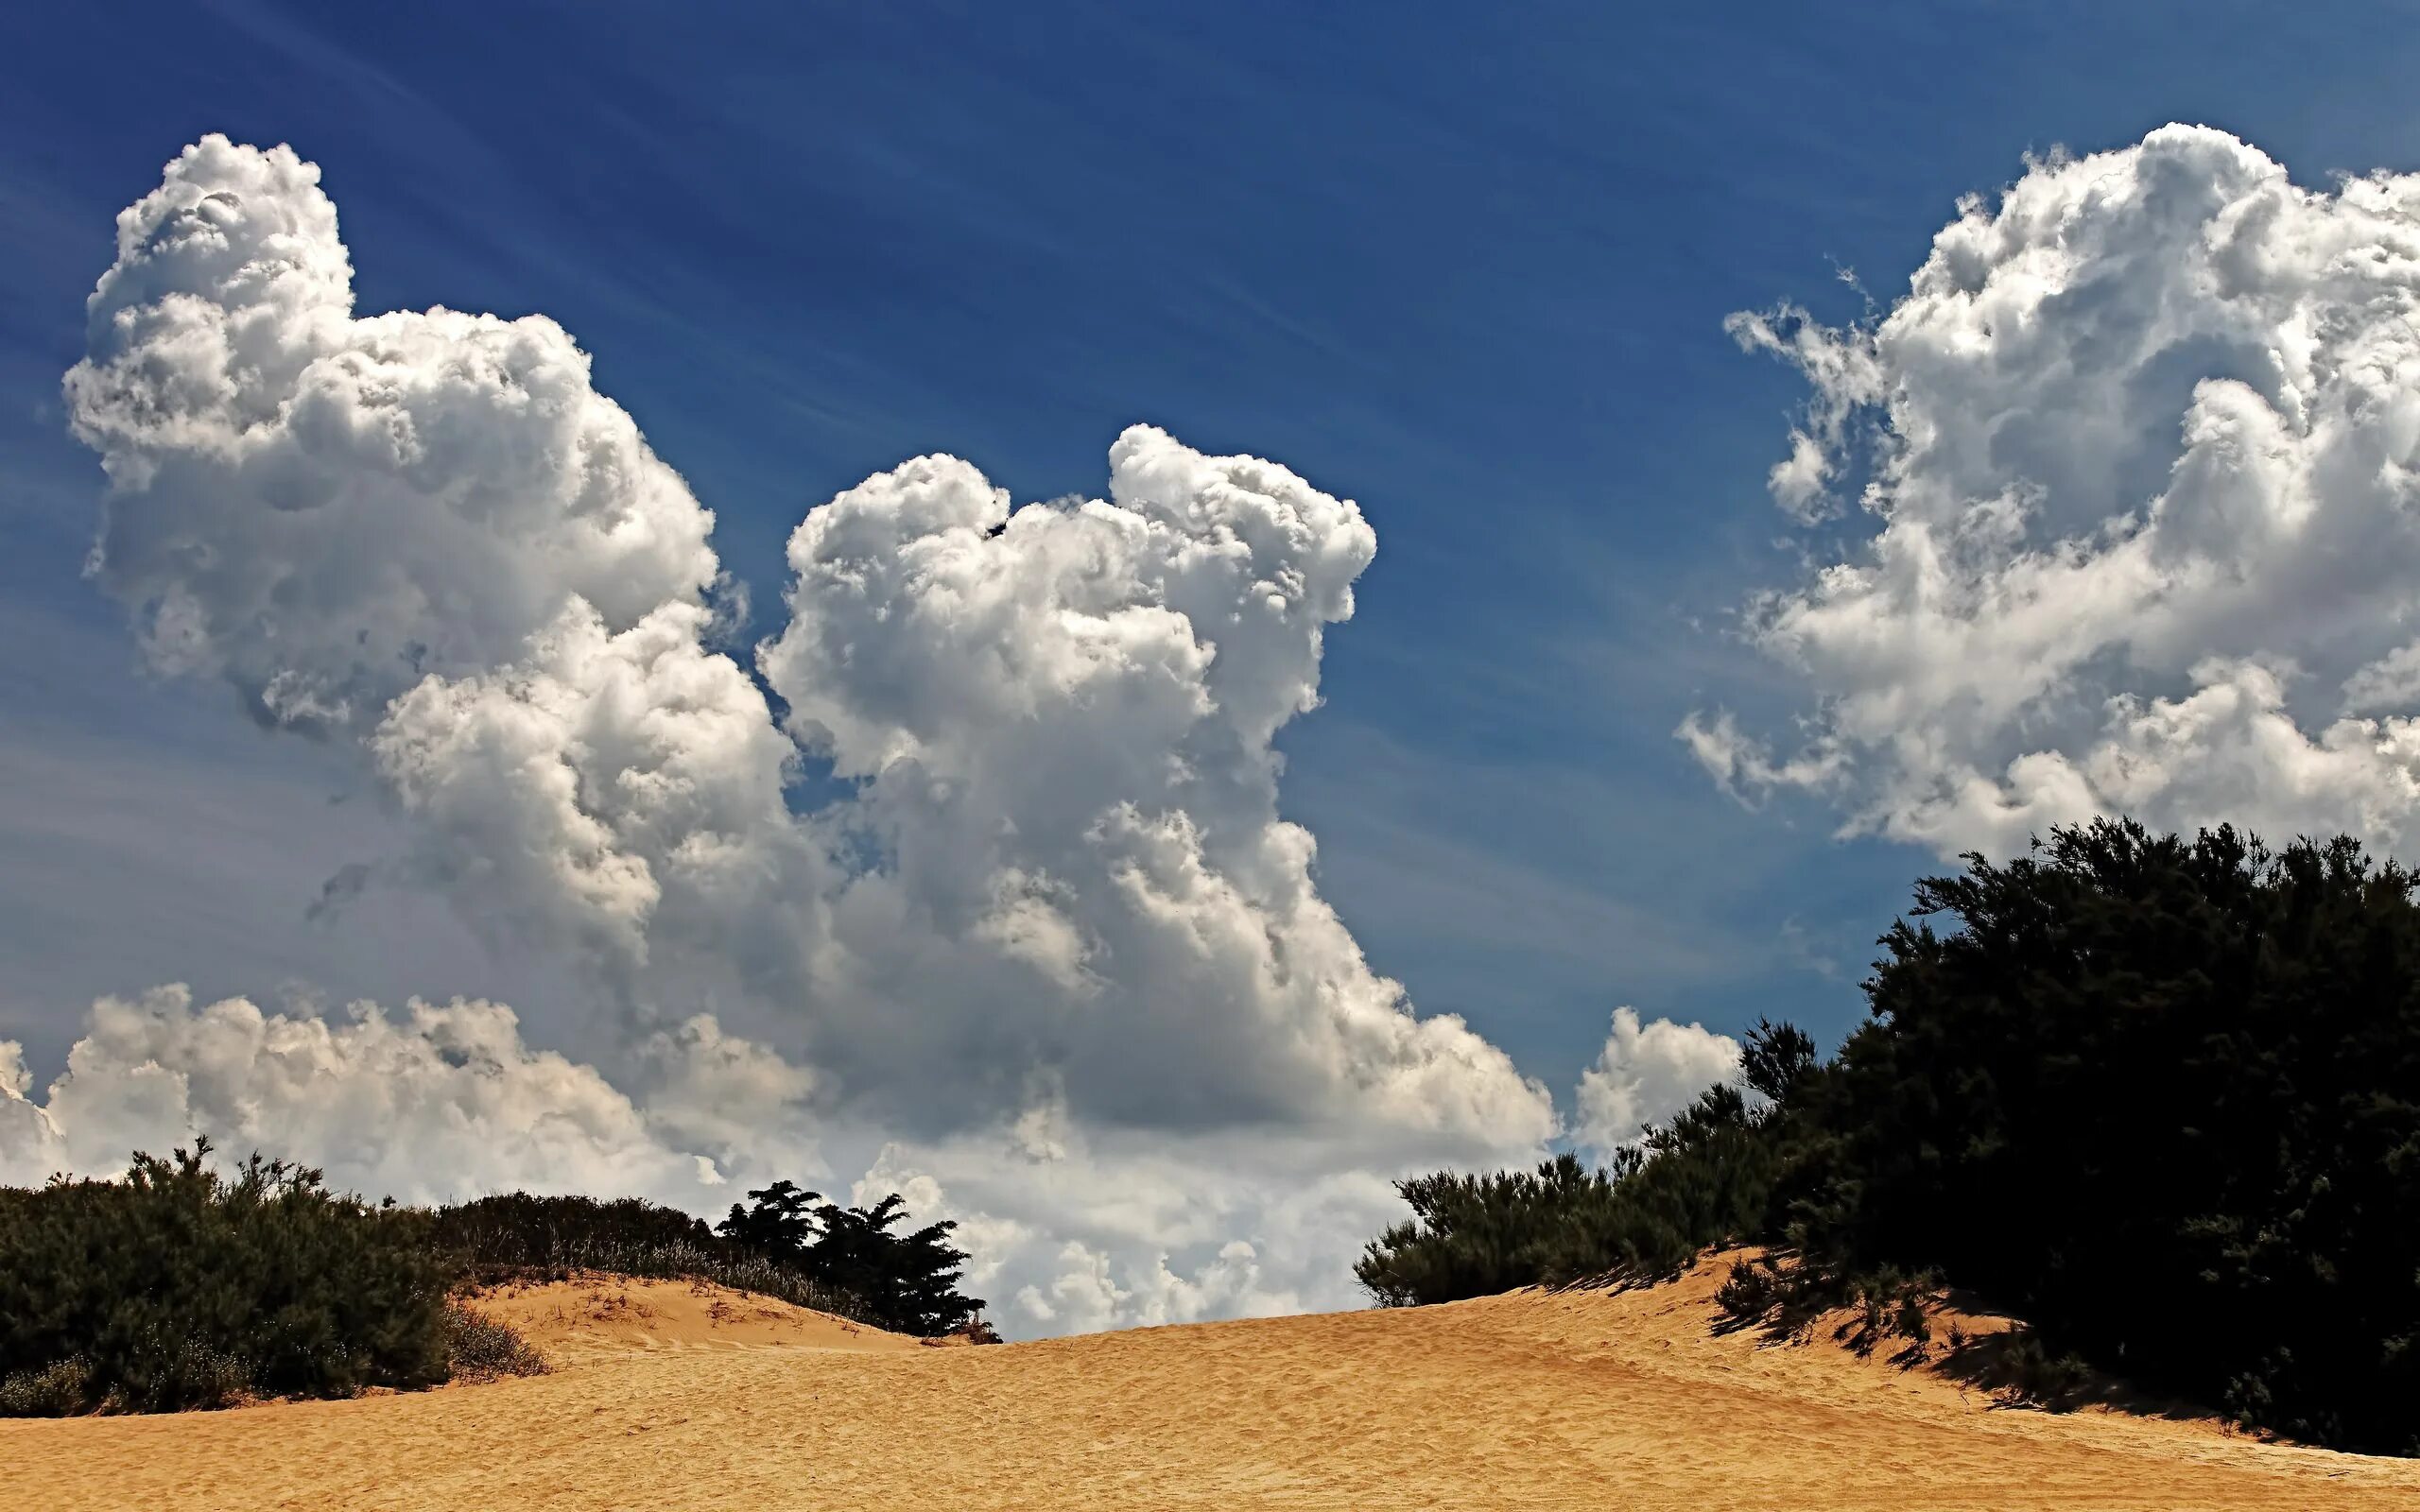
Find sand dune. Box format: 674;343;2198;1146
9;1262;2416;1511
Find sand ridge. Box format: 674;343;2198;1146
461;1274;927;1364
8;1259;2417;1511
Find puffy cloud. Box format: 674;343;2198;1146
66;135;719;733
366;597;821;989
757;434;1548;1139
48;136;1559;1330
1697;124;2420;858
846;1127;1396;1336
0;986;804;1203
0;988;1428;1339
0;1041;68;1187
1572;1007;1741;1155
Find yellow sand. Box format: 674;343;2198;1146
9;1262;2417;1511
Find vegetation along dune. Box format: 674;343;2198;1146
9;1259;2419;1512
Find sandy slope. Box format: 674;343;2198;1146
9;1263;2417;1512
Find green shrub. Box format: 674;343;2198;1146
1357;1064;1798;1308
0;1140;450;1415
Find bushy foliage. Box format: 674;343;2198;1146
1355;1155;1617;1307
0;1140;450;1415
1355;1071;1791;1305
0;1142;994;1418
714;1183;986;1337
1779;819;2420;1453
441;1301;548;1382
423;1190;875;1324
1362;818;2420;1454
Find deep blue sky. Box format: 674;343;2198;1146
9;0;2420;1098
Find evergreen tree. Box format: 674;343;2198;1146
714;1179;821;1261
714;1181;985;1336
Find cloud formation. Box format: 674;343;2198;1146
1692;124;2420;858
51;136;1559;1330
0;987;804;1199
1572;1006;1741;1156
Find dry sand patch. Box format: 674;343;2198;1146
7;1263;2415;1511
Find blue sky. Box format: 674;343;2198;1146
9;0;2420;1115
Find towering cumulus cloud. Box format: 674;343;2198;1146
1572;1007;1740;1158
1690;124;2420;858
23;135;1554;1329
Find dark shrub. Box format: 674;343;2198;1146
1363;818;2420;1454
428;1183;988;1337
424;1191;719;1272
425;1190;882;1326
0;1358;92;1416
1354;1155;1616;1308
1785;819;2420;1452
0;1140;449;1415
1357;1075;1792;1308
715;1183;986;1337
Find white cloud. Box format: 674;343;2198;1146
43;136;1562;1332
0;988;1441;1338
67;137;720;736
0;986;803;1203
1698;124;2420;858
0;1040;68;1187
754;434;1547;1139
1572;1006;1741;1155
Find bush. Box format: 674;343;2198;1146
1355;1155;1618;1307
1361;818;2420;1454
0;1358;92;1417
1357;1068;1797;1307
424;1191;721;1272
1784;820;2420;1453
0;1151;991;1416
429;1184;991;1337
424;1191;881;1326
1981;1329;2094;1410
441;1302;547;1382
0;1140;450;1415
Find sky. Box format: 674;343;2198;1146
10;0;2420;1333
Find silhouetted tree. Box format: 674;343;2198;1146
715;1179;821;1261
1740;1017;1817;1104
1782;818;2420;1453
714;1181;984;1336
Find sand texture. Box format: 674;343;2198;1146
8;1262;2417;1511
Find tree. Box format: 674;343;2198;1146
713;1180;984;1337
809;1195;983;1337
1788;819;2420;1453
715;1179;821;1261
1740;1018;1817;1104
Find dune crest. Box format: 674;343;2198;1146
459;1275;928;1365
8;1257;2415;1510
